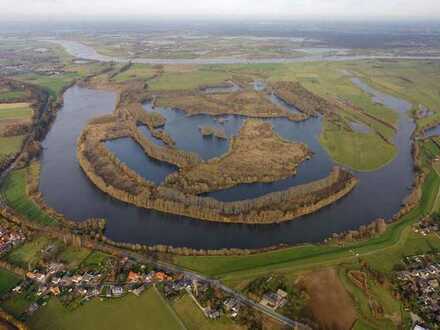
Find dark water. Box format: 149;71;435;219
105;138;177;184
268;93;302;115
39;81;415;249
424;124;440;138
141;102;243;161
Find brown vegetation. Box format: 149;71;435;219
300;268;357;330
156;91;307;121
273;81;338;116
166;119;312;194
78;122;357;223
199;125;227;139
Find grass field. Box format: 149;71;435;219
6;236;50;268
0;269;21;296
14;73;80;99
112;64;157;82
149;67;231;91
0;135;25;161
320;119;397;171
337;266;405;329
0;90;27;102
173;163;440;285
58;246;92;270
173;294;244;330
28;287;184;330
80;251;111;270
1;169;57;226
0;103;32;120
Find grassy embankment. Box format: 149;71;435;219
1;168;57;226
28;287;184;330
173;138;440;285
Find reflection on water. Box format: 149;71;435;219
38;79;415;249
105;138;177;184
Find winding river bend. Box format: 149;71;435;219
39;79;414;249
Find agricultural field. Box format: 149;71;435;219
28;288;184;330
111;64;158;82
148;67;232;91
0;102;33;162
13;73;80;99
0;102;32;120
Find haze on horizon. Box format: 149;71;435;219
1;0;440;20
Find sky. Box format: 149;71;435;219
1;0;440;19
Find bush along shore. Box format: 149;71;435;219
0;76;427;256
77;113;358;224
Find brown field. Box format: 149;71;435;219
300;268;357;330
157;91;291;118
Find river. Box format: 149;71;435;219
38;79;414;249
47;39;440;65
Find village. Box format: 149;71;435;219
0;223;302;326
395;253;440;328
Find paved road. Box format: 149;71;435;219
120;250;310;329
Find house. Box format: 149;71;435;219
50;287;61;296
112;286;124;297
82;273;94;283
72;275;83;284
127;271;142;283
261;292;279;308
206;309;221;320
155;272;170;282
224;298;239;311
260;289;289;310
12;286;21;293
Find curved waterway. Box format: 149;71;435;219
39;82;414;249
47;39;440;65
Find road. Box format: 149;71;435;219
119;249;311;330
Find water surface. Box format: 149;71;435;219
39;81;415;249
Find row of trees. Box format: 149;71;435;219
79;127;358;223
273;81;337;116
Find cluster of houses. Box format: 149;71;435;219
259;289;288;310
0;226;25;255
12;259;181;315
414;217;440;236
162;278;243;320
6;253;247;322
395;254;440;326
